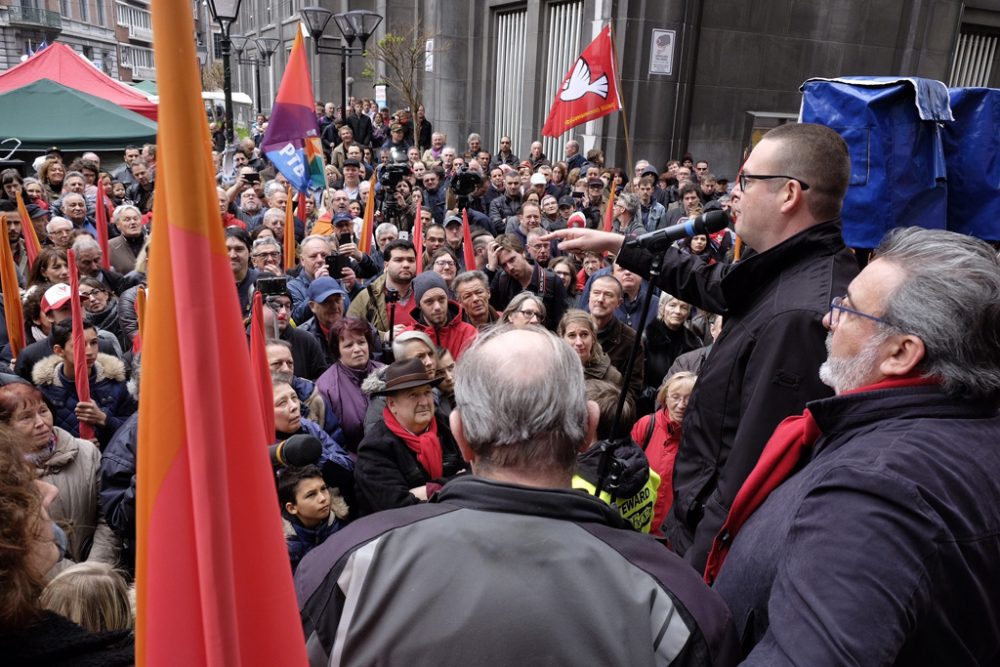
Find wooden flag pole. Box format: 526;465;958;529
608;22;635;185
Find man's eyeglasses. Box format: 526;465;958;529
829;296;888;327
738;173;810;192
254;251;281;260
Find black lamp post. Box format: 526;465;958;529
206;0;244;146
300;8;382;123
233;36;279;114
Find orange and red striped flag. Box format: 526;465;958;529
94;183;111;269
284;185;296;271
357;173;377;254
13;190;41;266
461;208;475;271
67;249;95;441
602;180;618;233
250;291;275;438
413;200;424;273
137;1;308;664
0;214;25;359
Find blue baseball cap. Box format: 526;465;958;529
307;276;348;303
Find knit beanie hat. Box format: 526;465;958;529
412;271;448;304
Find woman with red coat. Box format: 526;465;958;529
630;372;697;537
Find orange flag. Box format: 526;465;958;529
413;200;424;273
14;190;42;266
250;292;275;438
602;179;618;233
94;183;111;269
138;0;309;664
461;208;475;271
0;214;25;359
357;173;377;254
284;185;296;271
66;249;95;442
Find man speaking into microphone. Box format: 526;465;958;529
544;123;858;573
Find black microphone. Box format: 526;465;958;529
269;434;323;468
626;210;730;252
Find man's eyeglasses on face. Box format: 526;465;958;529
738;172;810;192
254;251;280;260
829;296;888;327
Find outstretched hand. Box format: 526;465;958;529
539;228;626;255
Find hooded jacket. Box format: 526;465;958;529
33;353;136;447
405;299;478;361
572;440;661;533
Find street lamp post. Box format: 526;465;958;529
232;36;279;114
300;8;382;122
206;0;244;146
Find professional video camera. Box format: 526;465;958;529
450;165;482;211
450;165;482;197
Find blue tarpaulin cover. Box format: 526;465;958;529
799;77;951;248
941;87;1000;241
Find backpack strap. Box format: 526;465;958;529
640;413;656;452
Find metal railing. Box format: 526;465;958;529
6;5;63;29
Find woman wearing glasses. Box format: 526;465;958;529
79;278;124;350
500;292;547;329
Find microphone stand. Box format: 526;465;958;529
593;247;663;498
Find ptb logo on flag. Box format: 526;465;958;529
542;25;621;138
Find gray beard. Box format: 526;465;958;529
818;331;886;394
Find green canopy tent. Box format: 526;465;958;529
131;80;158;96
0;78;157;152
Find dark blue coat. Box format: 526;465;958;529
714;385;1000;665
100;412;139;571
32;354;137;447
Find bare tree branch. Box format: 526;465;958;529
364;28;446;115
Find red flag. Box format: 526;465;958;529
250;292;275;438
284;186;296;271
66;249;95;442
461;208;475;272
138;0;308;664
94;183;111;269
357;173;377;254
542;25;621;138
14;190;42;266
603;182;617;233
297;191;307;225
0;214;25;359
413;200;424;273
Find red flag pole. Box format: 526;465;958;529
461;208;475;271
297;191;307;228
94;182;111;269
250;292;275;439
14;190;41;266
0;214;25;359
413;200;424;273
66;249;95;441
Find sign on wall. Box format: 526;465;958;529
649;29;676;76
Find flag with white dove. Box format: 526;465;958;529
542;25;621;138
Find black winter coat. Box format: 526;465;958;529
616;220;857;571
355;413;465;515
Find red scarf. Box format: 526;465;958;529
382;405;444;480
703;375;939;584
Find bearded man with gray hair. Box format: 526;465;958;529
296;325;738;667
712;227;1000;665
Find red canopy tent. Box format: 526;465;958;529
0;43;157;120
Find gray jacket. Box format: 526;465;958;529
296;475;738;667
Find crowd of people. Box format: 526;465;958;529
1;99;999;667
